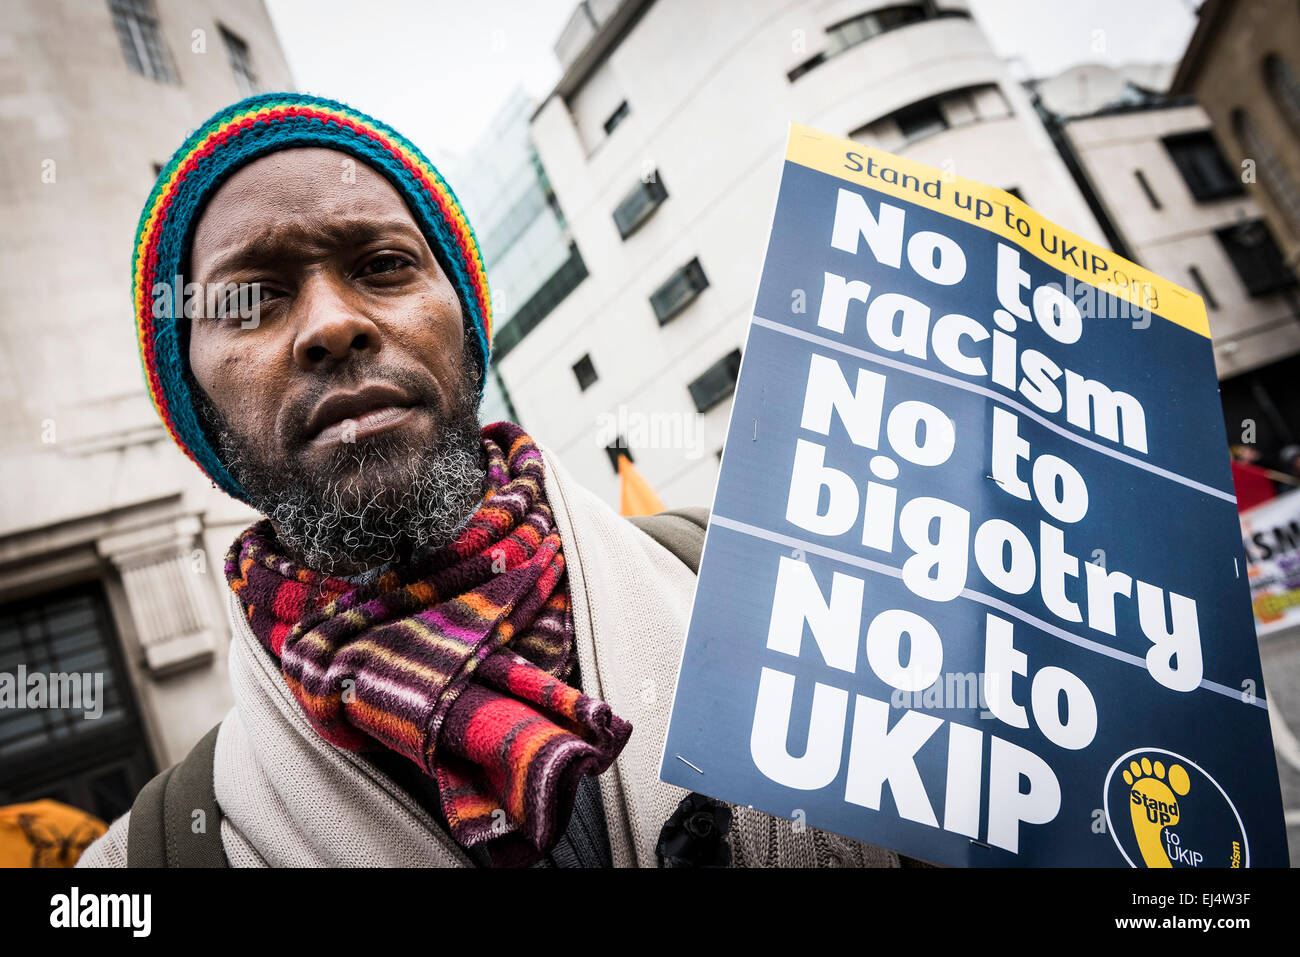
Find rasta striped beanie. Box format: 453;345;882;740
131;92;493;503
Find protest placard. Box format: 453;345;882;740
659;123;1289;867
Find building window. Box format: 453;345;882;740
852;85;1005;150
220;25;258;96
689;349;742;413
1187;265;1218;311
605;437;632;473
1232;109;1300;234
1162;130;1244;202
492;242;589;360
895;100;948;140
613;173;669;239
1264;55;1300;137
0;582;156;824
108;0;176;84
1134;170;1161;210
788;4;969;82
650;258;709;325
573;354;598;391
1215;219;1296;298
603;100;630;136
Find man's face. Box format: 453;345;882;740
188;147;485;573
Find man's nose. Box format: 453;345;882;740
291;274;381;368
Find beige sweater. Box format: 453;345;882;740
78;446;900;868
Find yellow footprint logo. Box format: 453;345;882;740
1124;758;1191;867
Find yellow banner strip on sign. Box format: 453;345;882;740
784;123;1210;339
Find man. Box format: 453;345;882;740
79;93;906;868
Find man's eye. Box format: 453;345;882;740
214;284;278;319
359;254;411;277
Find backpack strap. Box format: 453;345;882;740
628;507;709;573
127;722;228;868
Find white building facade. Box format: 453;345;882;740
501;0;1107;509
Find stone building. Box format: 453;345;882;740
1168;0;1300;476
1036;63;1300;382
0;0;292;823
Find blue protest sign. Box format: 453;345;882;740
658;123;1289;867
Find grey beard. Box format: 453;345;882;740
195;373;487;574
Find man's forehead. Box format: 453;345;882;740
190;147;422;277
198;216;429;281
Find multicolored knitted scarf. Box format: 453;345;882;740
223;422;632;866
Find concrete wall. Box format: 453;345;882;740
0;0;293;771
1173;0;1300;272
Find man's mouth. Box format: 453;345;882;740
303;383;422;446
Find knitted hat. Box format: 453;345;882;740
131;92;492;503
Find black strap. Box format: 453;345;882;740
127;723;228;867
628;507;709;573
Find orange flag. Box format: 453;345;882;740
618;453;665;517
0;799;107;868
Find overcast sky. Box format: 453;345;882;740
264;0;1201;165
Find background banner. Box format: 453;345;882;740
1241;488;1300;637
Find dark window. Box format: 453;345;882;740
108;0;176;84
1134;170;1161;209
603;100;630;136
1163;131;1244;202
1219;353;1300;470
573;354;598;391
1004;186;1024;202
605;437;632;472
0;582;156;825
220;25;257;96
895;100;948;140
1232;108;1300;230
828;4;926;49
1265;55;1300;137
1187;265;1219;311
493;242;589;360
613;173;669;239
787;52;828;83
1215;219;1297;297
689;349;742;413
650;258;709;325
151;162;162;177
853;84;1001;147
788;4;969;82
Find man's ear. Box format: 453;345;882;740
463;319;483;392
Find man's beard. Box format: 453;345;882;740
194;360;487;575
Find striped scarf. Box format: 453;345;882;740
223;421;632;866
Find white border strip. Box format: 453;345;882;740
710;513;1267;711
751;315;1237;504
